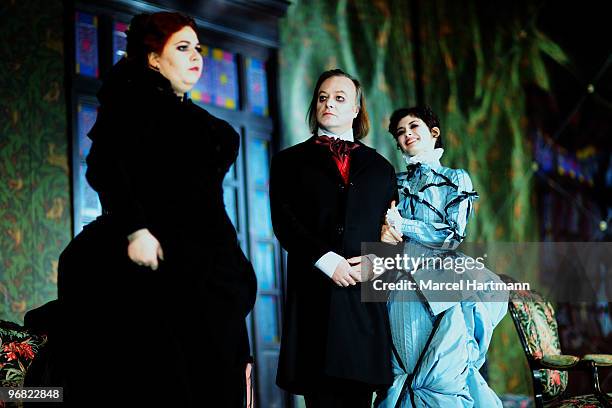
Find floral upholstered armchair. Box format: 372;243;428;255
500;274;612;408
0;320;48;408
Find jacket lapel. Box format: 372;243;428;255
348;141;375;182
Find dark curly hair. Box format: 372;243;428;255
125;12;197;68
306;69;370;140
388;105;443;149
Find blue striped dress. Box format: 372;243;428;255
375;155;507;408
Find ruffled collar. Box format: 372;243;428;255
317;127;354;142
403;148;444;172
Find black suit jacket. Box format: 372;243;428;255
270;135;397;394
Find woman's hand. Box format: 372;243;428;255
385;200;405;231
381;221;403;244
246;362;253;408
382;201;404;244
127;228;164;270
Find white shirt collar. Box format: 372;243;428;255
403;148;444;169
317;127;354;142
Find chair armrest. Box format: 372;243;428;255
537;354;580;369
580;354;611;396
582;354;612;367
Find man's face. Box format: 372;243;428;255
316;75;359;135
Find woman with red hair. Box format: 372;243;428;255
54;12;256;406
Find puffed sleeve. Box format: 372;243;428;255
215;118;240;176
400;169;478;249
85;98;148;237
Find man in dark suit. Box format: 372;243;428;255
270;69;397;407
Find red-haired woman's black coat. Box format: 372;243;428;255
56;59;257;406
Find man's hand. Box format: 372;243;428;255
127;228;164;270
331;258;358;287
347;255;379;281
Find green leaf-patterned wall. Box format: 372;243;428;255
279;0;567;396
0;0;70;324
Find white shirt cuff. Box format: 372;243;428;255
314;251;344;278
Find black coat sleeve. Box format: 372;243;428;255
388;164;400;214
85;97;148;237
377;163;399;235
269;152;332;266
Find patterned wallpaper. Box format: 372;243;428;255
0;0;70;324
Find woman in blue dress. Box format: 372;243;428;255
375;106;507;407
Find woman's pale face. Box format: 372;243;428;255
148;26;203;96
395;115;440;156
316;76;359;135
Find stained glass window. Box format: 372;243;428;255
77;103;97;161
75;12;99;78
253;242;276;291
246;57;269;116
257;295;279;344
223;186;238;228
253;190;273;238
190;46;239;110
75;102;100;232
112;21;128;65
247;138;270;187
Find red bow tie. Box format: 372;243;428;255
315;135;359;184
